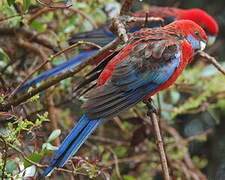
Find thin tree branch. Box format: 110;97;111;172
198;50;225;76
103;154;150;165
9;40;101;98
162;125;207;180
110;15;163;43
27;6;97;28
143;100;170;180
43;57;60;146
90;136;129;146
68;7;98;29
27;7;70;23
0;76;7;92
0;134;45;168
0;13;27;22
0;134;88;176
45;89;60;145
0;136;8;180
106;146;122;180
0;38;121;111
0;27;59;52
9;38;49;97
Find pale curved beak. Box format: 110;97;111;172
207;35;216;46
200;41;206;51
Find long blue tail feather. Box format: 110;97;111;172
17;50;98;93
42;115;102;177
17;24;144;94
58;118;101;167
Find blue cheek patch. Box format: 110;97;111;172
186;34;200;50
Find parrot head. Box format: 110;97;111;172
169;20;207;51
179;9;219;45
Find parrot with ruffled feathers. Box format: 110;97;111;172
41;20;207;177
17;6;218;93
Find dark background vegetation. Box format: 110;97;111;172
0;0;224;179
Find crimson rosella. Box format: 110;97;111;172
42;20;207;176
17;6;218;93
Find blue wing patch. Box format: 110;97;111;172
83;44;180;120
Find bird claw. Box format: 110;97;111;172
143;98;158;115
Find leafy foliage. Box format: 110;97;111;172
0;0;224;179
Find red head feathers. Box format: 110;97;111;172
179;9;218;45
135;6;219;45
171;20;207;43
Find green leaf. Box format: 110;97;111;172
123;175;136;180
47;129;61;143
0;48;10;67
40;148;53;155
23;0;30;11
24;153;42;168
114;146;127;158
30;20;47;32
7;0;15;6
5;159;18;173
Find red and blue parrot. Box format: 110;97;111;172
17;7;218;92
42;20;207;176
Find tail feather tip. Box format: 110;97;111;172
40;165;54;178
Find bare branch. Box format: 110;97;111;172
0;38;121;111
9;40;101;98
106;146;122;180
9;38;49;97
27;6;97;28
198;50;225;76
110;15;163;43
0;136;8;180
143;100;170;180
162;125;207;180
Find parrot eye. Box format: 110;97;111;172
201;25;207;32
194;31;200;36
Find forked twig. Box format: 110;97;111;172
110;15;163;43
